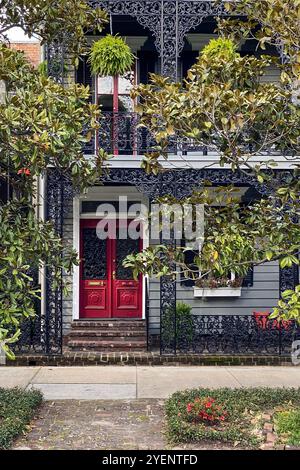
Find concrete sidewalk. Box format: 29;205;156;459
1;366;300;400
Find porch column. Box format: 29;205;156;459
44;170;75;354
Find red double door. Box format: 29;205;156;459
80;220;142;318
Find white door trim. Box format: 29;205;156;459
72;196;80;320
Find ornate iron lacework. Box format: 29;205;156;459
12;270;43;355
89;1;162;58
99;112;156;155
43;169;74;354
36;0;299;355
89;1;228;79
15;166;299;355
83;229;107;280
43;170;67;354
177;1;227;56
46;40;68;84
280;263;300;294
161;314;300;355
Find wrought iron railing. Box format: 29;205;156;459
160;314;300;356
84;111;209;156
12;315;44;355
98;111;156;156
12;312;300;357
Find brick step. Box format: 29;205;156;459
69;337;146;343
72;320;146;329
67;339;147;351
68;329;146;339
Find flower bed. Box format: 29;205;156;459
165;387;300;448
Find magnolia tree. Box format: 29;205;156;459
125;3;300;323
0;1;107;357
219;0;300;79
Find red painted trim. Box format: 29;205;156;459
113;75;119;155
95;75;99;153
79;219;143;319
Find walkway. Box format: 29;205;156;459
1;366;300;399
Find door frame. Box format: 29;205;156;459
79;218;143;319
72;186;149;321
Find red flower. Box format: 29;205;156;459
185;396;227;425
186;403;193;413
18;168;31;176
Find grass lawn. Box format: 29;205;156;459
165;387;300;449
274;408;300;447
0;387;43;449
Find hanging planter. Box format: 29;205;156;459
89;34;135;77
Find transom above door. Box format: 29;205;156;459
80;219;142;318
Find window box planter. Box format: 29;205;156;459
194;287;242;298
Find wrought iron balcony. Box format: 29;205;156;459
85;111;208;157
98;111;156;156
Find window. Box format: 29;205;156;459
180;239;254;288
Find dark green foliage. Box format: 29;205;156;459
0;1;107;59
0;387;43;449
161;302;194;350
0;2;108;357
165;387;300;447
275;408;300;446
90;35;134;77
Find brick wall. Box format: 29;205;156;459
10;42;41;68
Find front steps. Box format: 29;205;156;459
66;319;147;352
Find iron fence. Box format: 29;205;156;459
161;314;300;356
84;111;209;156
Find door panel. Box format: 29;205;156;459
112;232;142;318
80;222;111;318
79;220;142;319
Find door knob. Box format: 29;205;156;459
112;271;116;280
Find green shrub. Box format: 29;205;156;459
165;387;300;447
0;387;43;449
161;301;194;350
274;408;300;446
201;38;238;61
89;34;134;76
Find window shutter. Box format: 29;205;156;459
0;178;8;203
76;57;94;154
242;266;254;287
180;240;198;287
76;57;93;100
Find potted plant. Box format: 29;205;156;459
89;34;134;77
89;35;135;154
194;275;243;298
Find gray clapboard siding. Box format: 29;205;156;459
148;262;279;335
261;65;281;83
62;201;74;334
